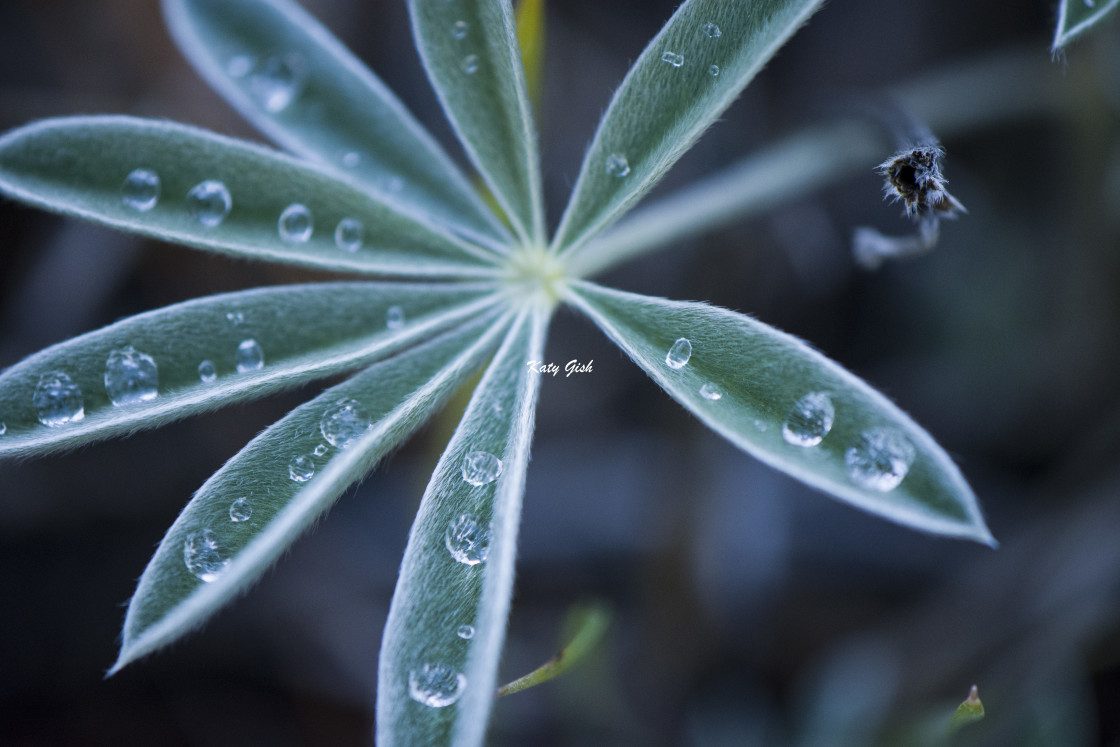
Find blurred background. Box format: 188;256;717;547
2;0;1119;744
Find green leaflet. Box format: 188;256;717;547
567;281;995;546
113;309;514;673
1053;0;1120;50
378;308;548;747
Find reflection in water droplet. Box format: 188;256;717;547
386;305;406;330
183;528;230;582
288;454;315;483
341;151;362;168
247;52;306;113
278;203;313;243
709;65;720;77
235;339;264;373
409;663;466;708
121;169;160;212
334;218;364;252
445;513;491;565
460;54;480;74
699;382;722;401
664;338;692;369
187;180;232;227
457;624;475;640
702;22;722;38
229;497;252;523
845;427;916;492
198;360;217;383
782;392;835;447
104;346;159;406
661;51;684;67
34;371;85;427
226;54;253;78
461;450;502;486
605;154;631;177
451;20;469;39
320;398;372;449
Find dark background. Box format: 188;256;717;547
2;0;1119;744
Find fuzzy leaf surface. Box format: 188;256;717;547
551;0;824;254
113;311;512;673
410;0;544;245
0;116;501;276
162;0;511;250
0;282;500;457
378;308;547;747
1053;0;1120;49
567;282;994;545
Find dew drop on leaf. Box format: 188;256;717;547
183;528;230;582
605;154;631;178
313;443;328;457
661;51;684;67
235;339;264;373
229;497;252;523
664;338;692;369
409;663;467;708
247;52;306;113
0;422;6;436
121;168;160;212
709;65;720;77
845;427;916;492
288;454;316;483
782;392;835;447
334;218;364;252
461;450;502;486
451;20;469;39
386;305;406;330
445;513;491;565
198;360;217;383
319;398;372;449
278;203;313;243
460;54;480;74
226;311;244;326
702;22;722;38
457;624;475;640
104;345;159;406
699;382;722;401
33;371;84;427
186;180;231;227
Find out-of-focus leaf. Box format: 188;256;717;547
497;601;611;697
515;0;546;114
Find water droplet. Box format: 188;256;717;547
709;65;720;77
288;454;315;483
1085;0;1096;6
33;371;84;427
226;311;244;326
104;346;159;406
0;422;7;436
341;151;362;168
605;154;631;178
782;392;835;448
183;528;230;582
313;443;328;457
661;51;684;67
334;218;364;252
664;338;692;369
235;339;264;373
845;427;916;492
247;52;306;113
702;22;722;38
121;168;160;212
460;54;480;74
461;450;502;486
278;203;313;243
445;513;491;565
386;305;406;330
699;382;722;401
451;20;469;39
409;663;466;708
456;624;475;639
187;180;231;227
227;55;254;78
229;497;252;523
319;398;372;449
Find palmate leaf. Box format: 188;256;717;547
0;282;500;457
551;0;825;255
1053;0;1120;50
0;116;502;277
378;308;547;747
567;282;994;545
162;0;511;250
113;309;514;673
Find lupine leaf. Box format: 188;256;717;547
112;310;513;673
1053;0;1120;50
567;281;995;545
0;116;502;277
551;0;825;255
161;0;512;250
378;308;547;747
0;282;501;457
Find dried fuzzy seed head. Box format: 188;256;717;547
877;145;964;220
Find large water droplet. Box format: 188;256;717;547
699;382;723;401
121;168;160;212
320;398;372;449
278;203;313;243
334;218;364;252
462;450;502;486
198;360;217;383
33;371;85;427
235;339;264;373
664;338;692;369
247;52;306;113
229;497;252;523
605;153;631;178
386;305;406;330
445;513;491;565
408;663;466;708
782;392;835;447
702;22;722;38
187;180;232;227
288;454;315;483
451;20;469;39
845;427;916;492
183;528;230;582
456;624;475;640
104;346;159;406
661;51;684;67
460;54;480;74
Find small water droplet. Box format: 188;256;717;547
278;203;313;243
33;371;84;427
709;65;720;77
197;360;217;383
183;528;230;582
386;305;406;330
451;20;469;39
341;151;362;168
320;398;372;449
457;624;475;639
460;54;480;74
121;168;160;211
104;346;159;406
226;311;245;325
409;663;466;708
845;427;916;492
699;382;722;401
288;454;316;483
0;422;7;436
313;443;328;457
247;52;306;113
334;218;364;252
702;22;722;38
445;513;491;565
661;51;684;67
187;180;231;227
229;497;252;523
782;392;835;447
605;153;631;177
461;450;502;486
664;338;692;369
235;339;264;373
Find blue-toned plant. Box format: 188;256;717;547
0;0;997;743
